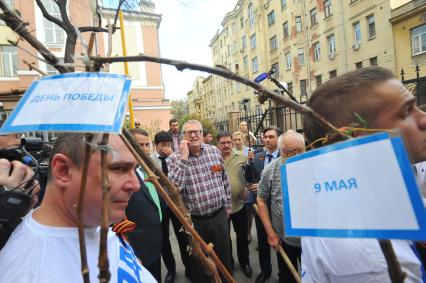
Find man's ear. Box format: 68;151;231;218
50;153;76;187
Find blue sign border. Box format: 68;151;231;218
281;132;426;240
0;72;131;134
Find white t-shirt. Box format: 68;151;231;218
0;210;156;283
301;237;424;283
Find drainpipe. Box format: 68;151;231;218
339;0;348;72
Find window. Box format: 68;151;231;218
370;57;378;66
242;36;247;49
270;36;277;51
353;22;361;44
252;57;258;73
0;0;13;25
367;15;376;39
243;56;248;71
0;45;17;77
327;34;336;54
42;0;65;44
268;11;276;26
240;17;244;28
296;16;302;32
355;61;363;69
300;80;307;97
281;0;287;8
412;25;426;55
287;82;293;94
285;52;292;69
250;34;257;49
271;62;279;78
316;75;322;87
310;8;318;27
313;42;320;61
283;21;289;38
248;3;255;28
329;70;337;79
324;0;332;18
297;48;305;65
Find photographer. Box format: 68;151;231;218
0;128;40;249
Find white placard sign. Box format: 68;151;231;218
281;133;426;240
0;72;131;134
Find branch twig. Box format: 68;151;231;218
0;88;25;96
22;60;47;76
0;0;68;73
77;134;94;283
91;54;346;138
98;134;111;282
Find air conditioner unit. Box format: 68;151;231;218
328;53;336;60
240;48;244;53
352;43;360;50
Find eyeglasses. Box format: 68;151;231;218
183;130;202;136
135;123;140;126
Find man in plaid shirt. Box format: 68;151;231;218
167;119;232;281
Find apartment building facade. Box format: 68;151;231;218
391;0;426;80
189;0;396;121
0;0;171;129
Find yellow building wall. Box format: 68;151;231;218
393;15;426;79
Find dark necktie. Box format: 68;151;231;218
267;153;273;164
159;156;168;176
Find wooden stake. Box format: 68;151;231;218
379;240;406;283
253;204;301;283
77;134;93;283
120;130;235;283
98;134;111;282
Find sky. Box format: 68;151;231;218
155;0;237;101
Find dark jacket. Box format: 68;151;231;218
126;170;163;265
245;150;280;203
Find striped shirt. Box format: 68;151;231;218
167;144;231;216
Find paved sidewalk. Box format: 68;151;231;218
161;223;279;283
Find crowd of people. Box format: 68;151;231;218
0;66;425;283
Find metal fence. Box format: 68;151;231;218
401;65;426;106
236;106;303;147
214;120;229;132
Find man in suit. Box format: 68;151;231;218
126;128;164;282
246;126;282;283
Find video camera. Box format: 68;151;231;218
0;138;52;248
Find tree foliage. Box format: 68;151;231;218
170;99;188;121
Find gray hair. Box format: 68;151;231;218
182;120;203;132
278;130;305;150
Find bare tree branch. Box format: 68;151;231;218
22;59;47;76
91;54;345;138
0;0;69;73
35;0;66;30
0;89;25;96
78;26;109;33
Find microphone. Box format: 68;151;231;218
254;67;276;83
